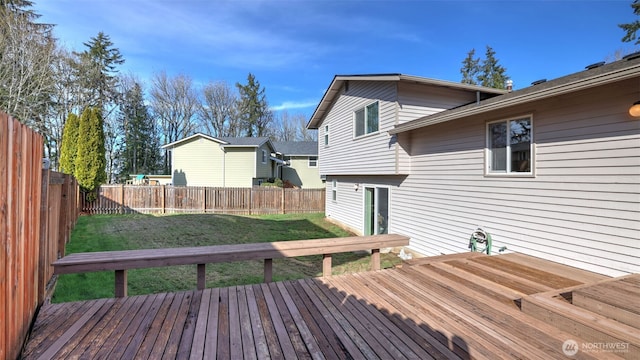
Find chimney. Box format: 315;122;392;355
505;79;513;92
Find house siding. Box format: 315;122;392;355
325;175;405;235
283;156;324;188
170;137;223;186
224;148;257;187
317;81;486;177
397;82;478;123
392;79;639;277
318;81;401;176
255;144;273;179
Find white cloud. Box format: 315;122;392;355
270;100;318;112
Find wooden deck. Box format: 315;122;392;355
22;253;639;359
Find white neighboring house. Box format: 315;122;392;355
307;58;640;277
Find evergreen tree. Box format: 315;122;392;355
75;32;124;110
236;73;271;137
620;0;640;44
477;46;508;89
460;49;480;85
460;46;509;89
59;112;79;174
119;80;161;177
75;107;106;196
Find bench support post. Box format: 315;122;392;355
264;259;272;283
371;249;380;271
115;270;127;297
322;254;332;277
197;264;206;290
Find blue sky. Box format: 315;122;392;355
37;0;636;118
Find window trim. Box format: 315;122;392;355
331;179;337;202
261;149;267;164
485;114;535;177
308;156;318;168
353;101;380;139
324;124;329;146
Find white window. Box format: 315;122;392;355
354;101;379;137
331;179;337;201
261;149;267;164
324;125;329;146
308;156;318;167
487;116;533;174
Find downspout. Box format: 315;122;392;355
220;144;226;187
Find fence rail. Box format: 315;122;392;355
82;185;325;215
1;113;79;360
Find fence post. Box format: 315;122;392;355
38;168;50;304
161;185;165;214
281;187;285;214
120;184;125;214
202;187;206;213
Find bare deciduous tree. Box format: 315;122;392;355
199;81;239;137
46;47;85;169
150;71;200;172
0;5;55;129
272;110;317;141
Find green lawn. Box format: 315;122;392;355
52;213;403;302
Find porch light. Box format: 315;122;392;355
353;183;359;191
630;101;640;117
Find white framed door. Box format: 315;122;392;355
364;186;389;236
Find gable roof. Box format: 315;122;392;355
273;141;318;156
307;73;507;129
161;133;274;151
218;136;271;148
161;133;225;149
389;54;640;134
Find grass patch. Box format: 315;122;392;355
53;213;403;302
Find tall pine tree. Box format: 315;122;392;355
75;107;106;198
619;0;640;44
236;73;272;137
460;45;509;89
59;112;79;174
119;80;161;177
75;32;124;110
460;49;480;85
477;46;508;89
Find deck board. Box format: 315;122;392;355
22;253;638;359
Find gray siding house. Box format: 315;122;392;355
307;58;640;277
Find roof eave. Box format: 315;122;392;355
160;133;226;149
389;64;640;135
307;74;507;130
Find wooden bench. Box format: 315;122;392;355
53;234;410;297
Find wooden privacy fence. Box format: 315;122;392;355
82;185;325;215
0;113;79;360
